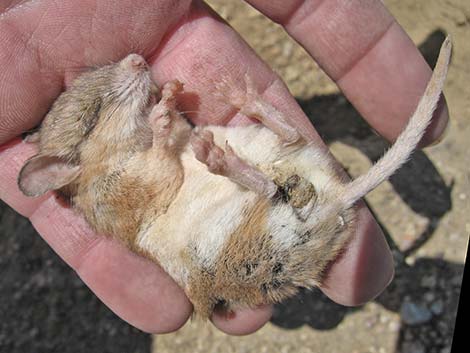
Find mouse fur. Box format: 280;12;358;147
17;38;451;318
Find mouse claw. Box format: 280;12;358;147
161;80;184;101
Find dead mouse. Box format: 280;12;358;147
17;38;451;318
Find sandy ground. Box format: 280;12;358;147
1;1;468;353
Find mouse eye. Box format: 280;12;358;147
336;214;347;233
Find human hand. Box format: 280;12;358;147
0;0;448;336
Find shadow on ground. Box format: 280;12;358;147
0;202;152;353
271;30;463;353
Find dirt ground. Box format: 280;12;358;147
1;1;468;353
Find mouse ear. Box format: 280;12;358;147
18;155;81;197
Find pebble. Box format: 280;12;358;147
29;327;39;338
365;315;378;328
388;321;401;333
430;300;444;315
402;341;425;353
421;276;437;288
401;302;433;325
379;315;389;324
449;233;460;241
451;275;463;286
424;292;436;302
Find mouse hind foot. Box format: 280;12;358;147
215;74;300;145
190;128;278;198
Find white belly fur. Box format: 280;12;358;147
136;124;339;286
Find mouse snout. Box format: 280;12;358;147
123;54;148;73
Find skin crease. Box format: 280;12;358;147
0;0;448;335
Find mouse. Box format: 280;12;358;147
17;37;451;318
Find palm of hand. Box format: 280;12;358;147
0;0;447;335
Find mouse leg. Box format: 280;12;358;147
215;74;300;144
148;79;182;125
149;108;172;148
191;129;278;198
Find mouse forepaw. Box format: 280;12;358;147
149;80;183;124
148;80;185;140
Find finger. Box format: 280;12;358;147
149;1;320;141
0;0;191;144
150;1;394;306
320;203;394;305
211;305;273;336
0;139;192;333
243;0;449;146
0;0;23;13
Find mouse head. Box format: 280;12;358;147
18;54;159;197
107;54;159;109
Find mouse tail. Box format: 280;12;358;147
340;36;452;208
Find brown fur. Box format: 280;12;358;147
186;185;356;318
72;149;185;247
186;197;272;317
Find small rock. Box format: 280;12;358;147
451;275;463;286
449;233;460;241
404;331;414;341
401;301;433;325
379;314;389;324
336;95;347;106
365;315;378;328
402;341;425;353
29;327;39;338
388;321;401;332
424;292;436;302
430;300;444;315
421;275;437;288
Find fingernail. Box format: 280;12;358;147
421;95;450;148
211;305;272;335
427;109;451;147
320;205;395;306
